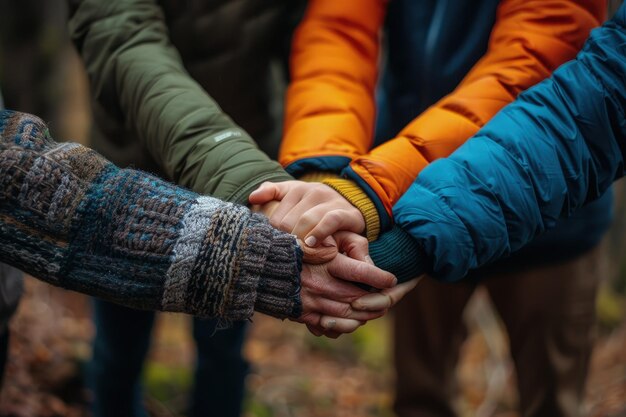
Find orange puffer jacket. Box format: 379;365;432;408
280;0;605;225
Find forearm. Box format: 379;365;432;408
69;0;291;203
0;111;302;320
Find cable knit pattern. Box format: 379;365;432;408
0;110;302;321
254;228;303;319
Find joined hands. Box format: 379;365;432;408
250;181;421;338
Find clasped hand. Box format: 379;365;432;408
250;181;420;338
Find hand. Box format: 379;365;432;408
298;231;368;266
249;181;365;247
253;200;344;265
306;276;422;338
251;200;279;218
295;235;398;338
253;200;369;265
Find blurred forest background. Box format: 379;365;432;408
0;1;624;416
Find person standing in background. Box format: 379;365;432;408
252;1;611;416
68;1;306;416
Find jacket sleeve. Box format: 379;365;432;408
0;110;302;321
278;0;386;176
68;0;292;205
373;7;626;282
345;0;606;219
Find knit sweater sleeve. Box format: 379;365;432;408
0;110;302;321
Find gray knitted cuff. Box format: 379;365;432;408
222;213;275;321
254;227;303;320
162;200;273;321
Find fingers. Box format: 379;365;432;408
304;319;362;338
251;182;366;245
300;291;386;321
326;254;397;289
300;246;338;265
306;323;324;337
382;276;422;306
251;200;280;218
305;323;345;339
268;190;307;229
299;208;365;247
248;182;287;205
299;232;368;266
352;276;423;311
301;264;371;302
333;232;369;261
302;316;362;335
276;199;317;236
320;317;362;334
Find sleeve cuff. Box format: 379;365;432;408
254;228;303;319
368;226;429;283
298;171;342;182
322;178;381;241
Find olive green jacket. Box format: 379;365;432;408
68;0;294;204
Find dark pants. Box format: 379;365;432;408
394;246;603;417
90;300;248;417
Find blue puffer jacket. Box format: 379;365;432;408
371;3;626;282
373;0;612;281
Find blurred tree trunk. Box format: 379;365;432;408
609;180;626;294
0;0;91;143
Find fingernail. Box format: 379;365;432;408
364;255;374;265
323;319;336;329
304;236;317;247
392;277;398;286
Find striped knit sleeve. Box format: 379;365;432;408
0;110;302;321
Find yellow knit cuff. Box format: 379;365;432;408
298;171;342;183
322;178;381;242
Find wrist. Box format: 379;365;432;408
369;226;429;283
254;225;303;319
322;178;380;241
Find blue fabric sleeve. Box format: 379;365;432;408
391;5;626;282
369;226;428;283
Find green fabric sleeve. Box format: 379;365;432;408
68;0;292;204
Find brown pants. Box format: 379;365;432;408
393;246;604;417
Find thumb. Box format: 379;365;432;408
249;182;284;204
351;276;423;311
298;238;338;265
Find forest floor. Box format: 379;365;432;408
0;276;624;417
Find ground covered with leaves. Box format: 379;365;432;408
0;276;624;417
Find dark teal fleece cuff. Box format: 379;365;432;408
369;226;429;283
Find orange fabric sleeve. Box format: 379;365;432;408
350;0;606;216
279;0;387;171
